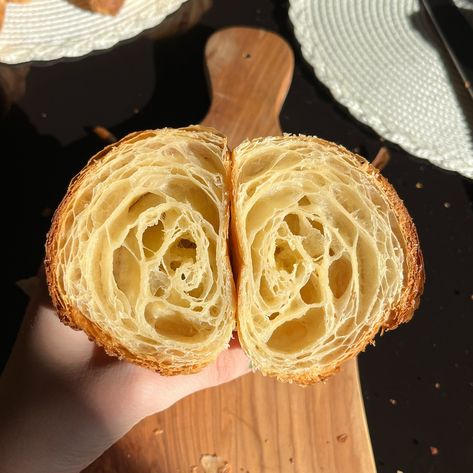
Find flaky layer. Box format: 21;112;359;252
232;135;424;384
46;126;235;374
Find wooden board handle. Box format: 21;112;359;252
201;27;294;148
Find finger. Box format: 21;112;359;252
27;301;96;368
197;343;250;388
134;346;250;415
228;331;243;349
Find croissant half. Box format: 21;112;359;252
45;127;236;374
231;135;424;384
46;127;423;382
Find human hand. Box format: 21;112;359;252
0;277;249;473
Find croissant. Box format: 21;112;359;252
46;127;424;382
84;0;125;15
45;127;235;374
232;135;424;384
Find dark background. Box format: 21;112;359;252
1;0;472;471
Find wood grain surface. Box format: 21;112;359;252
83;27;377;473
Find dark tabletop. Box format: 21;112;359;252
1;0;472;472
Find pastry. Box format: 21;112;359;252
46;127;424;383
232;135;424;384
45;126;235;374
85;0;124;15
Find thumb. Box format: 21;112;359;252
137;343;251;415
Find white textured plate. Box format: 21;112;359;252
0;0;188;64
289;0;473;178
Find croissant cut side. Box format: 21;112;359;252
45;126;235;374
232;135;424;385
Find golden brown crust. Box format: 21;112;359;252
45;126;235;376
362;163;425;331
231;134;424;385
84;0;124;15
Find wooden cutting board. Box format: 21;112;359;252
84;27;377;473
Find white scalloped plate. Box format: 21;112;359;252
0;0;188;64
289;0;473;178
